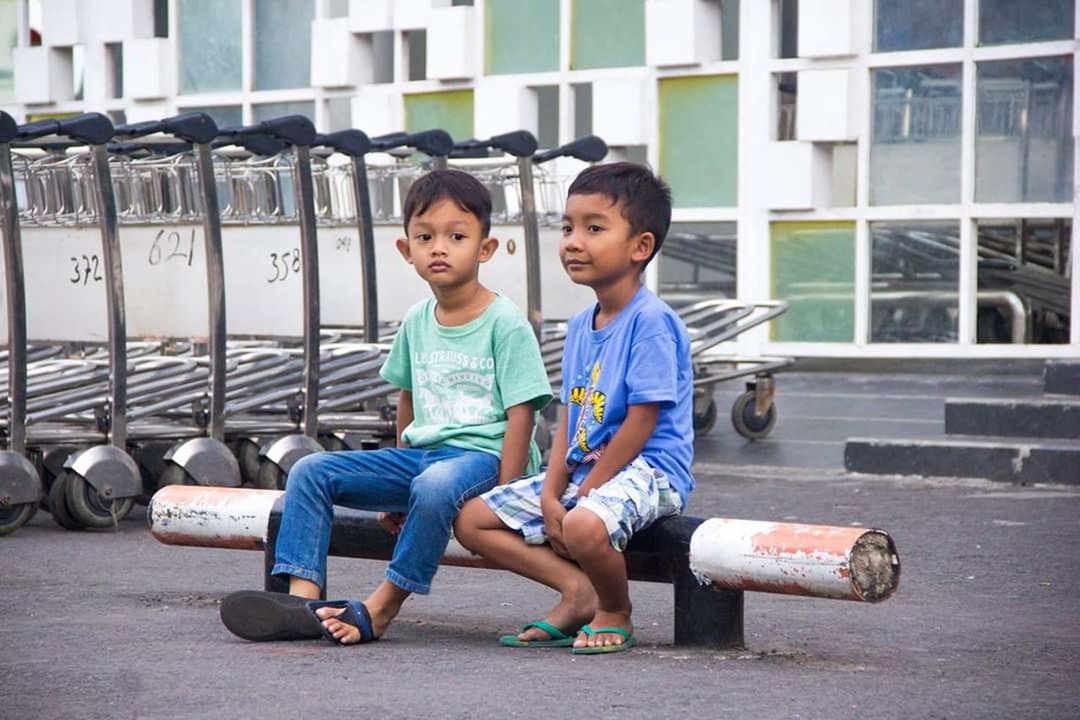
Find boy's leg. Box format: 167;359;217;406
317;448;500;644
561;459;682;649
272;448;419;597
455;490;597;642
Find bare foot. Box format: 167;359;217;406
574;609;634;649
517;584;597;643
314;602;395;645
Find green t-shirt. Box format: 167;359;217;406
380;295;553;474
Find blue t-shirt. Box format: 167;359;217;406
559;286;695;506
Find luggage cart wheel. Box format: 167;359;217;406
255;460;287;491
48;473;86;531
731;389;777;441
63;471;136;529
157;463;195;488
692;398;719;435
235;438;263;486
0;502;37;536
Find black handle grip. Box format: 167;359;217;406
0;110;18;144
314;129;372;157
406;129;454;157
213;133;287;156
219;114;316;147
533;135;608;164
115;112;218;145
488;130;538;158
18;112;115;146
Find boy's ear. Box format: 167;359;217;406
395;237;413;264
478;236;499;263
631;232;656;264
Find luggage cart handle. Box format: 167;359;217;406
0;110;17;143
219;115;317;148
370;129;454;157
17;112;115;146
314;129;372;157
533;135;607;165
454;130;538;159
114;112;219;145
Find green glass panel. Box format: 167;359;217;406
255;0;314;90
771;221;855;342
659;75;738;207
404;90;474;143
179;0;241;94
487;0;559;75
178;104;242;128
253;101;315;123
0;0;17;101
571;0;644;69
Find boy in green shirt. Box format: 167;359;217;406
220;170;552;645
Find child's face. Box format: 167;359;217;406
559;193;654;290
397;198;497;290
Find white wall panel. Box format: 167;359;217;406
762;141;832;210
14;47;73;104
592;78;649;146
426;6;476;80
348;0;394;32
798;0;855;58
796;68;857;141
311;18;370;88
645;0;722;67
123;39;173;100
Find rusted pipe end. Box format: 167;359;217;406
849;530;901;602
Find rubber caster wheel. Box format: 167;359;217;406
48;473;85;531
319;434;349;453
731;390;777;440
63;471;136;529
256;460;287;491
157;463;197;488
236;439;262;486
692;398;718;435
0;502;37;536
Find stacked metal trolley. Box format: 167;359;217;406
0;110;792;537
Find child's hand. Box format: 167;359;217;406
377;512;406;535
540;495;570;558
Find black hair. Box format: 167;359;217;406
402;169;493;237
566;161;673;265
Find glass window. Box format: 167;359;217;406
776;0;798;58
534;85;559;149
326;97;351;132
870;222;960;343
979;0;1074;46
404;90;474;142
775;72;797;141
255;0;314;91
571;0;644;69
154;0;168;37
659;75;738;207
252;101;315;123
371;31;394;84
874;0;963;52
106;43;122;99
572;83;592;137
180;104;242;128
179;0;241;94
831;143;857;207
771;221;855;342
487;0;559;75
326;0;349;17
72;45;84;101
406;30;426;81
0;0;18;101
871;64;962;204
720;0;739;61
659;222;737;306
977;219;1071;344
975;56;1073;203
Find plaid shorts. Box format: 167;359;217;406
480;457;682;552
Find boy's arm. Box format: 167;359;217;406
395;390;413;449
498;403;535;485
540;408;570;499
574;402;659;497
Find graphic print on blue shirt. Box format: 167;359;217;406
560;287;696;506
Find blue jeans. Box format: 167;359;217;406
271;447;500;595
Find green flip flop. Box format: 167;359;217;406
571;624;637;655
499;619;578;648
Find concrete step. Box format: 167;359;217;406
945;397;1080;440
1044;361;1080;396
844;436;1080;485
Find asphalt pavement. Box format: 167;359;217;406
2;370;1078;719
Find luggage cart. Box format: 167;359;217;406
6;113;143;529
105;112;242;490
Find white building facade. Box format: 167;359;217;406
2;0;1077;359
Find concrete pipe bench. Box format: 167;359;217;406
148;485;901;648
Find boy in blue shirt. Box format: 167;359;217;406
220;170;552;645
455;162;694;654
